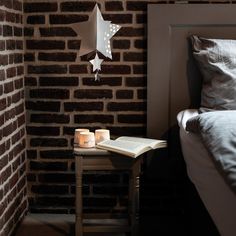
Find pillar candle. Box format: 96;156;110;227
79;132;95;148
95;129;110;144
74;128;89;144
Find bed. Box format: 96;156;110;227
147;4;236;236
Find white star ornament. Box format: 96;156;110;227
89;53;103;72
72;4;121;59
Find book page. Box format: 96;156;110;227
96;139;149;157
116;136;166;149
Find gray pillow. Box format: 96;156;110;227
190;35;236;111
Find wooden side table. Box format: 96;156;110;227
74;147;143;236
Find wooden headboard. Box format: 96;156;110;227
147;4;236;139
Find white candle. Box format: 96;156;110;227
79;132;95;148
95;129;110;144
74;128;89;144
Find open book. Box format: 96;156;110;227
96;136;167;158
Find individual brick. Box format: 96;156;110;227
6;40;15;50
116;27;144;37
126;1;147;11
116;90;133;99
24;2;58;13
18;112;25;127
30;114;70;124
39;27;77;37
24;53;35;62
4;81;14;93
138;89;147;99
0;154;8;173
33;196;75;207
103;14;132;24
64;102;103;111
38;52;76;62
74;89;112;99
38;173;75;183
30;138;68;147
125;77;146;87
0;40;5;51
124;52;146;61
69;65;88;74
74;114;114;124
0;9;5;21
39;76;78;86
105;1;124;11
14;53;23;63
60;1;95;12
0;98;6;111
133;64;147;74
27;150;37;159
27;15;45;24
5;12;15;23
24;27;34;36
13;0;22;11
102;65;131;74
3;25;13;36
14;77;23;89
31;185;69;195
134;39;147;49
0;55;8;66
14;26;22;36
26;40;65;50
12;92;21;103
30;89;69;99
24;77;37;86
67;40;80;49
118;114;146;123
49;14;88;24
113;39;130;49
40;150;73;159
107;102;146;111
26;101;60;112
28;65;67;74
82;77;122;86
136;13;147;24
30;161;67;171
26;126;60;136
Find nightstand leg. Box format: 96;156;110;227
76;155;83;236
129;160;141;236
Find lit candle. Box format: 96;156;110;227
74;128;89;145
79;132;95;148
95;129;110;144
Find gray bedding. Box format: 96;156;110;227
186;110;236;193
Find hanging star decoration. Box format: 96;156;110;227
72;4;121;80
89;53;103;81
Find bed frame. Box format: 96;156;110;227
147;4;236;139
147;4;236;235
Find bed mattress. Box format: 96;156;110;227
177;109;236;236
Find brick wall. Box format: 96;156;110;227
23;0;228;233
0;0;28;235
24;0;148;214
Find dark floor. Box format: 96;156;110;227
14;213;182;236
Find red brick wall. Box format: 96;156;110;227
0;0;27;235
23;0;229;220
24;0;148;214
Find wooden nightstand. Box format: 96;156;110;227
74;147;143;236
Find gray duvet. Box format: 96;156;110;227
186;110;236;194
